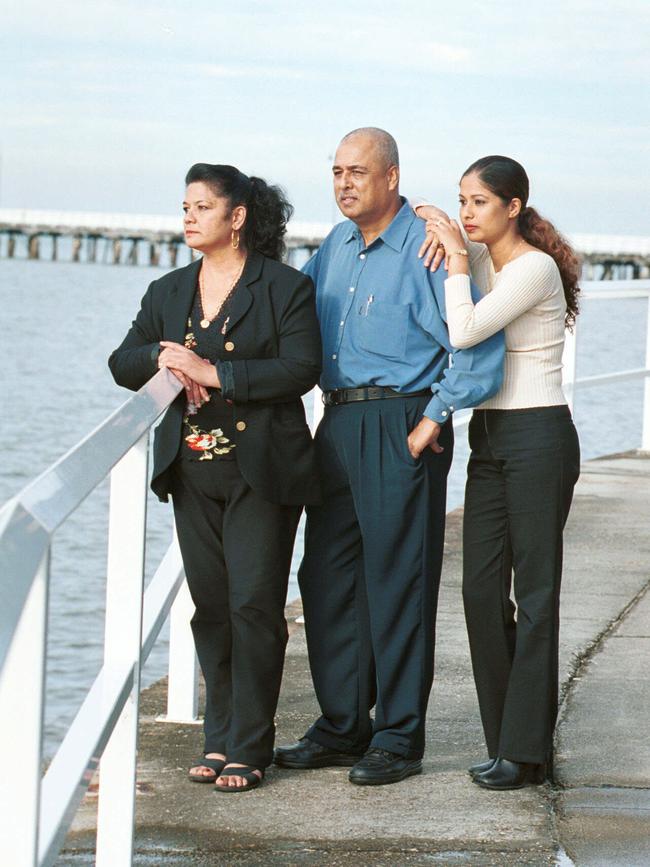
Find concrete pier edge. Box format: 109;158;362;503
59;451;650;866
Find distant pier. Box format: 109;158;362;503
0;208;331;269
1;207;650;277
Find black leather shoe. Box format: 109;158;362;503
467;757;496;777
273;737;364;769
348;748;422;786
473;757;546;790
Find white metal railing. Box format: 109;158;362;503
0;278;649;866
0;369;185;867
562;280;650;450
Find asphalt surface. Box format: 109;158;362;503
60;452;650;866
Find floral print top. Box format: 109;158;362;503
182;292;237;462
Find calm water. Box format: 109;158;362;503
0;257;646;756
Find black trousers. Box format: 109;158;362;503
462;406;580;764
170;459;301;769
298;395;453;760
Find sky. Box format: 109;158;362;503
1;0;649;235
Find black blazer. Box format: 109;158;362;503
108;251;322;505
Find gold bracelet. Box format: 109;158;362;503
449;249;468;258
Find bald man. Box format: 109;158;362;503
274;128;504;785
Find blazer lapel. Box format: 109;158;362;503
164;251;264;339
164;258;202;343
222;251;264;333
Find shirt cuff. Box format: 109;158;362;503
423;393;454;424
216;361;235;400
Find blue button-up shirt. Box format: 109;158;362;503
302;199;504;423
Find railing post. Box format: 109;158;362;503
95;434;149;867
164;528;199;722
0;548;49;867
562;323;578;413
643;296;650;451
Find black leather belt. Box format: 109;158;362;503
322;386;430;407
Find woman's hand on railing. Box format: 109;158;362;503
159;342;220;388
158;342;214;407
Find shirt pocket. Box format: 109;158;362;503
358;302;410;361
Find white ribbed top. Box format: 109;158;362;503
445;245;568;409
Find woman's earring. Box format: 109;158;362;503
231;229;240;250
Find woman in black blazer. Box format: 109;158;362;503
109;164;321;792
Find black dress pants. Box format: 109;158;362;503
298;395;453;760
462;406;580;764
170;459;301;769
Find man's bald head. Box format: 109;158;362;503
332;128;401;239
339;127;400;171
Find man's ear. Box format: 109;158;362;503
387;164;400;192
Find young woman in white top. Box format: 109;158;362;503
414;155;581;790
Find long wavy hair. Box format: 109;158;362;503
184;163;293;261
462;155;580;329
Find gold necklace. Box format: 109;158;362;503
505;238;526;266
198;261;245;329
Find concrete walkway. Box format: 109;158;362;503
554;455;650;866
61;452;650;866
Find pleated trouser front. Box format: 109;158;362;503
299;395;453;760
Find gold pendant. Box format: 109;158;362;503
200;318;211;329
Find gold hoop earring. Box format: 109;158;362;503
231;229;240;250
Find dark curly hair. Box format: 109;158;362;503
184;163;293;261
462;155;581;329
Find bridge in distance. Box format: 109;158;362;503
1;207;649;278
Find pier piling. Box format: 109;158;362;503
2;209;647;276
127;240;138;266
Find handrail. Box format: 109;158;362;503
16;369;182;532
0;369;182;672
0;369;182;867
562;279;650;450
578;279;650;299
0;278;649;866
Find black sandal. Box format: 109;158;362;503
215;765;264;793
188;755;226;783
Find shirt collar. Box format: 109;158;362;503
343;197;415;252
